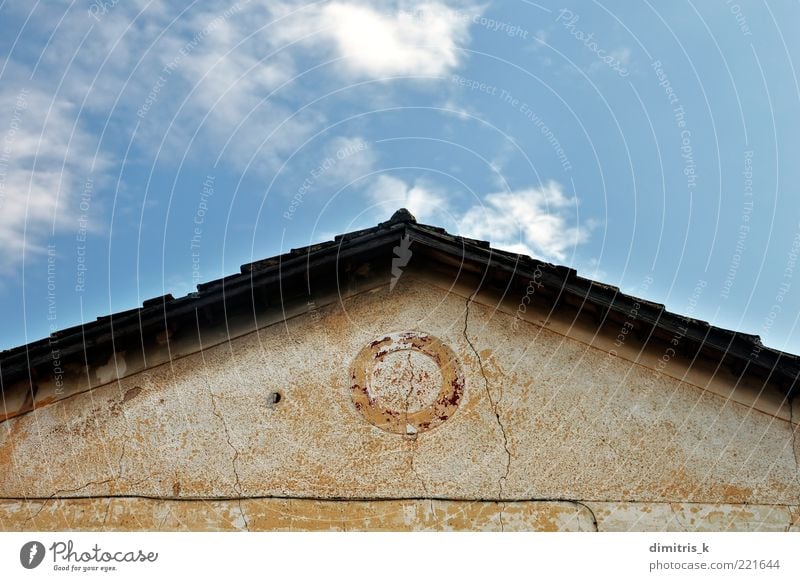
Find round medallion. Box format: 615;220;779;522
349;332;465;435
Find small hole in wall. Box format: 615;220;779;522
268;391;282;405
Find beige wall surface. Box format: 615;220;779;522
1;275;798;530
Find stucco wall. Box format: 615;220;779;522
1;274;798;530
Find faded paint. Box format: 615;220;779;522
0;499;594;532
350;331;464;434
2;498;796;532
1;273;798;531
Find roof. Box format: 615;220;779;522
1;208;798;405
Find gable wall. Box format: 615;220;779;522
1;273;798;531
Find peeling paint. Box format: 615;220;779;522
0;275;797;531
350;331;464;435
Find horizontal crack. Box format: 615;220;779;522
2;494;796;508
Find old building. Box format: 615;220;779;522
1;209;798;531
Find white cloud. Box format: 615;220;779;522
0;87;106;272
152;7;316;172
273;1;478;78
362;176;591;262
366;175;449;221
321;136;377;184
164;16;296;116
8;0;479;173
323;2;472;77
0;1;481;272
441;98;477;120
458;181;589;261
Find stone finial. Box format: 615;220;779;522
388;208;417;224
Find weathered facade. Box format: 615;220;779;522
1;209;799;531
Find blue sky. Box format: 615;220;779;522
1;0;799;354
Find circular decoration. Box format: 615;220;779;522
349;331;465;435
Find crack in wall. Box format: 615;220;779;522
115;393;134;482
670;503;689;531
784;506;797;532
116;434;128;482
157;508;170;531
573;501;599;532
9;493;800;507
102;498;112;527
463;293;512;529
22;470;160;526
790;398;800;504
404;352;416;432
9;495;800;531
207;385;250;532
9;496;602;531
401;352;435;516
23;477;116;524
406;437;435;518
193;310;249;531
